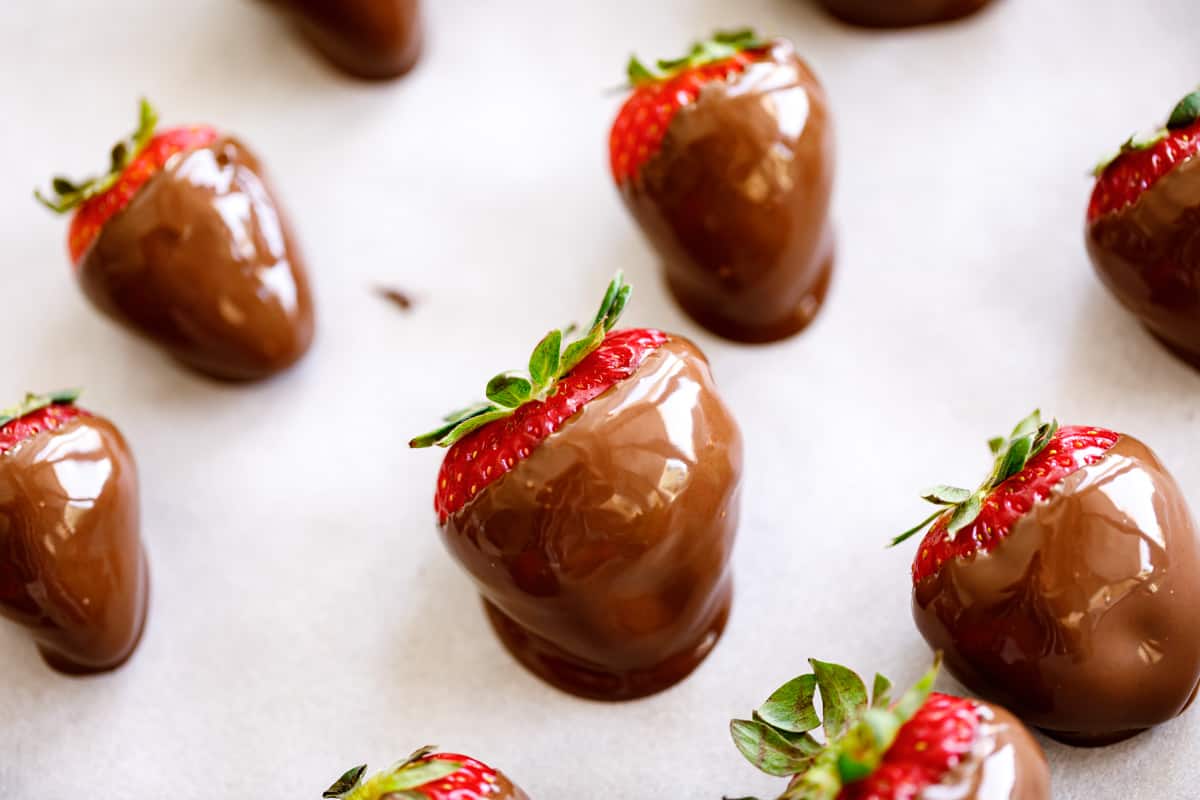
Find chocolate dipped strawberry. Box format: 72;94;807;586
36;100;315;382
611;30;835;344
0;390;148;674
729;658;1049;799
267;0;422;80
894;411;1200;745
1087;88;1200;369
410;274;743;701
323;747;529;800
815;0;993;28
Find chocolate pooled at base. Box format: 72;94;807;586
269;0;422;80
816;0;994;28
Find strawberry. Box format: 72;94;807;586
1086;88;1200;369
609;30;836;344
815;0;993;29
322;746;528;800
609;30;766;186
35;101;218;265
0;390;149;674
268;0;423;81
36;99;315;382
729;658;1049;799
892;414;1118;583
895;411;1200;744
410;274;742;700
1088;89;1200;221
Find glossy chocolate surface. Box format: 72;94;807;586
914;435;1200;745
1087;154;1200;369
0;415;148;674
79;137;315;382
921;700;1049;800
272;0;421;80
441;337;743;700
816;0;992;28
621;39;835;343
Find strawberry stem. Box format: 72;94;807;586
624;28;766;86
731;657;942;800
409;273;633;449
891;410;1058;547
34;98;158;214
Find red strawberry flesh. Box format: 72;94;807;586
839;693;981;800
1088;119;1200;222
417;753;503;800
434;328;668;521
0;404;89;456
609;52;762;185
67;125;219;264
912;425;1119;583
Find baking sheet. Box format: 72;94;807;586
2;0;1200;796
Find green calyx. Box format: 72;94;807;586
890;410;1058;548
0;389;81;428
728;657;941;800
323;746;462;800
35;98;158;214
408;273;633;449
1167;88;1200;131
1093;87;1200;177
626;28;765;87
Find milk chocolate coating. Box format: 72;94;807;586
78;137;315;382
1087;153;1200;369
816;0;992;28
0;415;148;674
441;337;743;700
485;771;528;800
272;0;422;80
620;40;835;344
921;700;1049;799
914;435;1200;745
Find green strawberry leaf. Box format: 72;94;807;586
890;508;946;547
945;494;983;537
921;485;972;506
378;759;463;791
809;659;867;740
486;373;533;409
870;674;892;709
529;329;562;390
35;98;159;215
1168;89;1200;130
730;719;820;777
322;765;367;799
757;673;820;734
559;323;606;376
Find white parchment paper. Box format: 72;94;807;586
1;0;1199;796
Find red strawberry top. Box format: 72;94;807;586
36;99;218;264
1088;89;1200;221
0;390;88;456
410;273;668;522
730;658;984;800
323;747;525;800
892;412;1118;583
609;29;769;185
